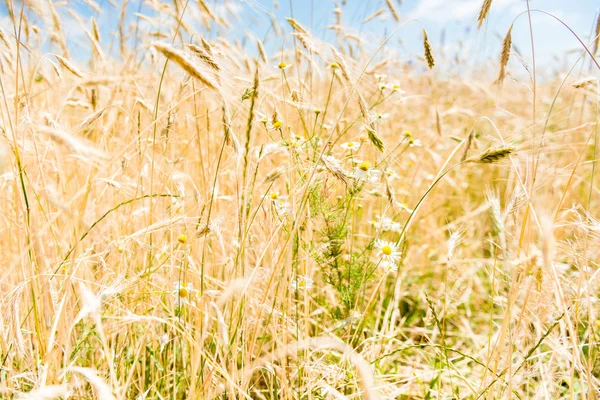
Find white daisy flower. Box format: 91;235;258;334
292;275;313;290
352;160;380;182
269;191;288;203
409;138;423;147
375;240;402;264
371;215;401;232
340;141;361;151
289;133;306;148
173;281;194;304
276;201;291;217
375;112;389;120
384;168;400;181
380;260;398;273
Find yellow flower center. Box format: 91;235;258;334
358;161;370;171
347;142;355;148
273;120;283;129
278;61;287;69
404;131;412;138
298;279;306;287
270;192;279;200
179;287;188;298
331;62;340;69
382;245;393;256
177;234;187;244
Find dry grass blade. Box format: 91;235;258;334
496;26;512;84
477;0;493;29
423;29;435;69
152;41;221;92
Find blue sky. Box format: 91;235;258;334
1;0;599;77
244;0;600;76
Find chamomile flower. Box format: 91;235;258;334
173;281;194;304
380;260;399;273
384;168;400;181
276;201;291;217
375;240;402;263
374;112;389;121
371;215;401;232
291;275;313;290
289;133;306;148
390;83;403;92
269;191;288;202
409;138;423;147
273;120;284;129
352;160;380;182
340;141;361;151
277;61;291;70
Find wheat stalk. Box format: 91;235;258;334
496;26;512;84
385;0;400;22
362;9;385;24
592;13;600;56
477;0;492;29
423;29;435;69
55;55;85;78
256;38;267;63
572;77;596;89
331;46;352;82
468;146;515;164
153;42;220;92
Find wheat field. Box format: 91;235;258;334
0;0;599;398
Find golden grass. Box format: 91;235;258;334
0;1;599;399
